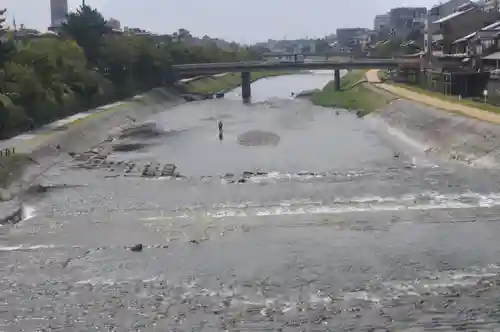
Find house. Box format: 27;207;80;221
425;0;477;54
452;21;500;56
432;2;499;54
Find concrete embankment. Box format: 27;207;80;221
0;87;184;202
366;98;500;168
0;71;293;201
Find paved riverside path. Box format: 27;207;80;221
366;69;500;125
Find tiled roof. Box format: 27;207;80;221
433;7;474;24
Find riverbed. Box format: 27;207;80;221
3;71;500;331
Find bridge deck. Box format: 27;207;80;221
173;60;418;75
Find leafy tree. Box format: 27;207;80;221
0;8;14;65
61;4;110;66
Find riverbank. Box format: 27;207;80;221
0;70;297;193
310;70;395;115
367;69;500;125
366;97;500;168
0;87;184;192
184;71;294;94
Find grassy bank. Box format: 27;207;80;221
185;71;294;94
310;70;395;115
393;83;500;114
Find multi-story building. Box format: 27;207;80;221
374;13;390;31
432;2;499;54
424;0;475;54
388;7;427;40
50;0;68;28
336;28;368;46
336;28;370;53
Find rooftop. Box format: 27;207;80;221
483;51;500;60
433;7;475;24
452;20;500;44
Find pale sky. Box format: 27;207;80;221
4;0;439;43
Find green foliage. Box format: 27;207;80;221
310;70;395;114
0;5;264;139
61;5;110;65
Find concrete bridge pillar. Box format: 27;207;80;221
334;69;341;91
241;71;251;102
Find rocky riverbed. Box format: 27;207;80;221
3;72;500;331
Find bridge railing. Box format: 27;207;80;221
174;61;264;68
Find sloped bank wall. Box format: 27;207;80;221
365;99;500;168
0;87;184;200
32;87;183;158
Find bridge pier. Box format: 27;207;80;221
334;69;341;91
241;71;251;102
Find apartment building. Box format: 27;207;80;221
50;0;68;28
374;13;390;31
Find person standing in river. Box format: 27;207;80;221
218;120;223;140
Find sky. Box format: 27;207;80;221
4;0;440;43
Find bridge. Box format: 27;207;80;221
262;51;361;60
173;60;409;101
261;52;415;62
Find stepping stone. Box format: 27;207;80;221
161;164;177;177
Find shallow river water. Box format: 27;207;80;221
3;71;500;331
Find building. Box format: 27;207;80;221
336;28;369;46
374;13;390;31
425;0;479;54
432;2;499;54
336;28;371;53
426;0;471;36
106;18;121;30
124;27;154;36
388;7;427;40
50;0;68;28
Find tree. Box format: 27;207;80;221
0;8;14;65
61;4;111;66
0;9;6;39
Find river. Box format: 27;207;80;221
3;71;500;331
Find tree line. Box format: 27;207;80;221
0;5;263;138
